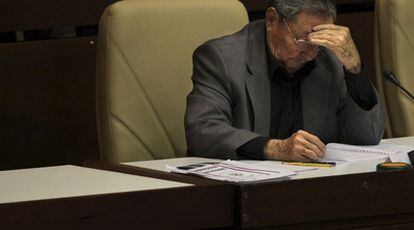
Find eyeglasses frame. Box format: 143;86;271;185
282;17;315;50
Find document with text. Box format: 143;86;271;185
166;160;297;182
321;143;413;163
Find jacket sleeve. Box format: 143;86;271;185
185;42;260;159
337;88;386;145
332;58;387;145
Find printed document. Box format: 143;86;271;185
166;160;297;182
321;143;413;163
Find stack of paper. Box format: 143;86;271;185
321;143;413;163
167;160;297;182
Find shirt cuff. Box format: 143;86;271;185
236;136;271;160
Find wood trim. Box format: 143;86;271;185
239;169;414;228
0;182;234;229
84;160;231;187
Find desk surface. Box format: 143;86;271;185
0;165;191;204
124;136;414;229
126;136;414;181
0;165;233;229
2;136;413;229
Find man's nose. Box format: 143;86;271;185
300;47;319;61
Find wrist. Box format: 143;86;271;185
345;58;361;74
264;139;283;160
345;64;361;74
264;139;275;159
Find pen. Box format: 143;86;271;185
282;162;336;168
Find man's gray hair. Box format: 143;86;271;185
269;0;337;21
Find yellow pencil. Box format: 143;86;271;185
282;162;335;168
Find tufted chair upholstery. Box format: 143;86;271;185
95;0;249;162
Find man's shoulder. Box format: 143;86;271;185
202;26;248;51
201;20;264;53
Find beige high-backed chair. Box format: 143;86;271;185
95;0;249;162
375;0;414;137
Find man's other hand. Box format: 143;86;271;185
264;130;326;162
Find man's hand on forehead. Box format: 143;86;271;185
307;24;361;74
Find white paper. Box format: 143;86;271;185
166;160;296;182
249;161;318;173
388;153;410;164
322;143;414;163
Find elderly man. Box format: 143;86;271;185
185;0;386;162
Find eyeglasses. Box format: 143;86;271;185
283;18;315;50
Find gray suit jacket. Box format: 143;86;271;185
185;20;386;159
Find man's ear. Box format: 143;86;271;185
265;7;280;32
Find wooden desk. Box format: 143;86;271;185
127;136;414;229
0;165;234;229
3;137;411;229
238;165;414;229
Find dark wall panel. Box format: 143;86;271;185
240;0;374;11
336;12;375;85
0;37;99;170
1;0;118;32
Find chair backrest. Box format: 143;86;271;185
375;0;414;137
95;0;249;162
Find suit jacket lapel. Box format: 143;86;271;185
245;21;271;136
244;21;333;138
301;59;332;137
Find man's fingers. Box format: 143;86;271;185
313;24;348;31
309;29;344;38
309;38;336;48
295;134;323;158
309;38;342;55
291;146;314;162
296;155;313;162
284;130;327;162
309;33;339;44
309;36;345;57
300;148;320;161
304;140;324;158
298;130;326;156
